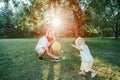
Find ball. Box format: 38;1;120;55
52;42;61;52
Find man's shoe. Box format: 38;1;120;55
51;58;60;62
39;57;44;61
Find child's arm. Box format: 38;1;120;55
70;44;82;51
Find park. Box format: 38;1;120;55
0;0;120;80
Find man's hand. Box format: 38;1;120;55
58;52;63;58
53;56;59;59
50;41;54;45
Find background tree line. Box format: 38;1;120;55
0;0;119;39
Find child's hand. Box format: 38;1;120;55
70;44;76;48
70;44;82;51
70;44;75;47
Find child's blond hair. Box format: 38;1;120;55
75;37;85;46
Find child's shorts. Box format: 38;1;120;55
80;61;93;72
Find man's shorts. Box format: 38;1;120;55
80;61;93;72
36;48;45;54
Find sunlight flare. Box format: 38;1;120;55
42;65;50;80
52;16;61;27
53;63;61;80
0;2;4;8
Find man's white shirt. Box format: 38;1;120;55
35;36;50;51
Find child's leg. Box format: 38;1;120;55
89;69;96;73
79;61;97;77
90;69;97;78
79;61;86;75
88;61;97;78
81;61;90;72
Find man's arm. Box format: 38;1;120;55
44;46;59;59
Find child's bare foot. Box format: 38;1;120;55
91;71;97;78
78;71;86;76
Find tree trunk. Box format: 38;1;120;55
115;23;119;39
100;26;104;39
73;10;80;39
115;32;118;39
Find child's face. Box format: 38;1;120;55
75;40;81;46
75;39;85;46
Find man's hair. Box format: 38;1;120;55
46;28;55;37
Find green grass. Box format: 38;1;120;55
0;38;120;80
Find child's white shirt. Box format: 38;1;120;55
80;44;94;61
35;36;50;51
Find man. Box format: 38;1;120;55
35;28;59;61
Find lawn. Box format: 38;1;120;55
0;38;120;80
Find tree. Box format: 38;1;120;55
0;0;34;38
0;0;84;38
88;0;120;39
64;0;83;38
105;0;120;39
0;0;13;38
28;0;83;38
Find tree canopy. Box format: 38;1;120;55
0;0;119;39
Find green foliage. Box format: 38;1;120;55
0;0;119;38
0;0;34;38
83;0;120;39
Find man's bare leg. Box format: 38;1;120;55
38;49;45;60
44;47;59;59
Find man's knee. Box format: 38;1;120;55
44;47;49;51
37;48;46;57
